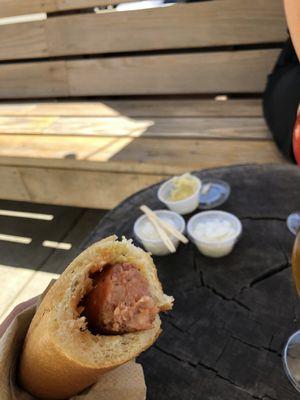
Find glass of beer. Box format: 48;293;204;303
283;212;300;391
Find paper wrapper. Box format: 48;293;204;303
0;293;147;400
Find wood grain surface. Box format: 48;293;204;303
0;1;286;61
0;0;132;17
0;0;285;100
0;99;264;117
0;116;270;139
0;49;279;98
68;50;280;96
0;95;286;209
96;137;285;167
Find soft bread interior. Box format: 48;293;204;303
27;236;173;369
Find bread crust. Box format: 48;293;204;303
19;236;173;399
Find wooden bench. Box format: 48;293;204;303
0;0;288;209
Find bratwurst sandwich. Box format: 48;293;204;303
19;236;173;399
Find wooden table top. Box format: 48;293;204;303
86;164;300;399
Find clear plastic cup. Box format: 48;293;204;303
134;210;185;256
157;176;201;215
187;210;242;258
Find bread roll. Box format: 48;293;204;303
19;236;173;399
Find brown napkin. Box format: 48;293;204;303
0;296;146;400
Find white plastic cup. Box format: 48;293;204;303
157;176;201;215
133;210;185;256
187;210;242;258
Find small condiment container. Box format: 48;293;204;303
158;175;201;215
187;210;242;258
199;179;231;210
134;210;185;256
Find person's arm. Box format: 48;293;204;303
284;0;300;60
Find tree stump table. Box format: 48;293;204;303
85;164;300;400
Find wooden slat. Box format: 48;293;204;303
0;156;185;175
68;50;280;95
0;102;116;117
0;20;46;60
0;116;270;139
0;116;151;137
46;0;287;51
0;49;279;98
134;117;270;139
0;0;129;18
0;135;135;161
102;99;264;118
0;99;264;118
90;138;285;167
0;1;286;61
0;61;69;98
0;166;168;209
0;166;30;201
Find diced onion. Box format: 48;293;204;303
169;173;199;201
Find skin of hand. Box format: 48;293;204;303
284;0;300;60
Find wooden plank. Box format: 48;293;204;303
0;166;30;201
0;1;286;61
0;50;279;98
90;137;286;167
0;156;181;175
0;61;68;98
0;102;119;117
0;116;270;139
0;116;151;137
10;167;169;209
45;0;287;52
0;0;129;18
136;117;270;139
68;50;280;95
0;99;264;117
0;20;47;60
102;99;264;118
0;135;134;160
